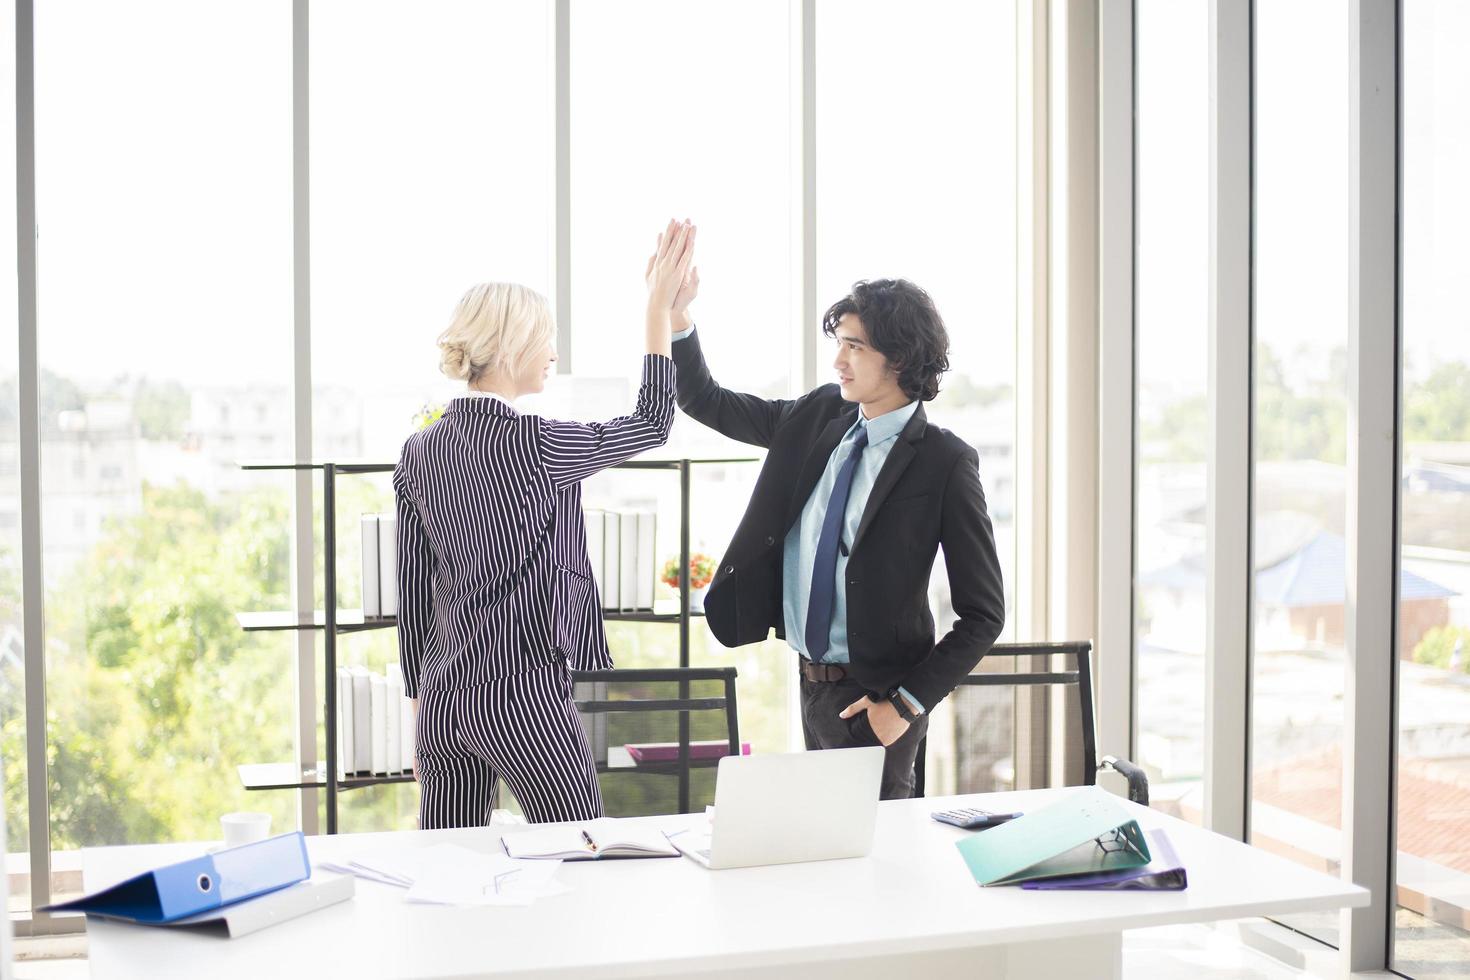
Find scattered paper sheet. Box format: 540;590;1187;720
317;843;569;907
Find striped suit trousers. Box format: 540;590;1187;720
396;354;677;826
416;663;602;827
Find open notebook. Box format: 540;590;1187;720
501;819;679;861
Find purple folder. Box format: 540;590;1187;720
624;741;751;764
1021;827;1187;891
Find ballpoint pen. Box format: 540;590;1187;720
581;830;598;853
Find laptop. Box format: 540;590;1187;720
672;746;885;870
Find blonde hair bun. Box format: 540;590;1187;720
437;282;555;386
438;342;474;382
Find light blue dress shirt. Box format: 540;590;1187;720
671;325;925;714
782;401;926;713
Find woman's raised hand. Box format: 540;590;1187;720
645;218;696;314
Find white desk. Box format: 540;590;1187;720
81;789;1367;979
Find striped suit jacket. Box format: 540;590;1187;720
393;354;677;698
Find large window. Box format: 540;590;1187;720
311;0;552;462
568;0;798;768
817;0;1017;793
1397;0;1470;970
32;0;297;887
1249;0;1349;946
1133;0;1208;826
816;0;1017;619
570;0;792;402
309;0;556;831
6;0;1031;918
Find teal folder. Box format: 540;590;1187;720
955;788;1152;886
41;832;311;924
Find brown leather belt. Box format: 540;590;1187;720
800;660;848;683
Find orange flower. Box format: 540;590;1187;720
660;552;716;590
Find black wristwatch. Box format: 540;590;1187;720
887;688;919;723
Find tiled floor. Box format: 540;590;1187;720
1125;920;1365;979
1386;908;1470;980
1125;911;1469;980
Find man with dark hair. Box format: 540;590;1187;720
669;275;1005;799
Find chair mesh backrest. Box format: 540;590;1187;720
931;654;1090;796
573;674;733;817
945;682;1020;794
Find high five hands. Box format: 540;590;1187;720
645;219;699;344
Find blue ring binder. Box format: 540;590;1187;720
41;831;311;924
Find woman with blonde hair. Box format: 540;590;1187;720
394;220;696;827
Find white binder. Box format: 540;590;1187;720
634;511;657;611
378;515;398;617
618;512;639;613
369;673;388;775
601;510;621;611
360;516;380;619
383;664;403;774
394;663;416;772
348;666;373;776
584;509;606;602
336;667;355;776
161;876;354;939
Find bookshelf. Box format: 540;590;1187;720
233;456;756;833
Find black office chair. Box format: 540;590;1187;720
572;667;741;817
913;641;1149;805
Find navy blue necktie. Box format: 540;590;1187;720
805;425;869;661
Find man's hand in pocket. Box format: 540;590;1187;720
839;695;909;747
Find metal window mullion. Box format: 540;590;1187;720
1341;0;1399;969
291;0;320;836
16;0;55;925
797;0;816;394
1014;0;1051;790
554;0;570;372
786;0;817;752
1204;0;1252;842
1047;0;1099;789
1096;0;1136;770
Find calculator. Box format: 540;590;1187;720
930;807;1023;830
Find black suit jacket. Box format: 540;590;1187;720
672;330;1005;710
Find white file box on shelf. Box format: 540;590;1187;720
336;667;355;776
348;666;373;776
601;510;621;610
369;672;388;776
634;511;656;611
360;515;380;619
585;509;607;602
384;663;403;774
378;515;398;617
618;512;639;613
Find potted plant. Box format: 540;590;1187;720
660;552;716;612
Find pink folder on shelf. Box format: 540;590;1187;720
624;741;751;764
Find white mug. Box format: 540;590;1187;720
220;811;272;848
